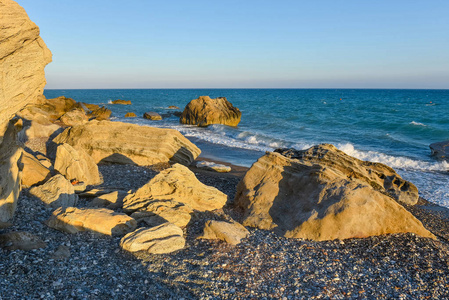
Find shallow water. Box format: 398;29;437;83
44;89;449;207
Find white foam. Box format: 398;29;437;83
410;121;427;127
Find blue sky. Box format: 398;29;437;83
16;0;449;89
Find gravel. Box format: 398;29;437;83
1;163;449;299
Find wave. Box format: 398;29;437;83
337;143;449;172
410;121;427;127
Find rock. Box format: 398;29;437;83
130;201;192;228
123;164;227;213
54;143;102;185
29;174;78;208
46;207;137;236
0;231;46;251
111;100;131;105
235;148;435;241
430;141;449;159
39;96;77;119
194;161;231;173
52;120;201;166
51;244;71;260
275;145;419;206
120;223;185;254
59;108;88;126
200;220;249;245
72;181;87;193
78;188;122;198
87;106;111;121
124;112;137;118
143;112;162;120
168;106;180;109
180;96;241;127
89;191;127;209
21;151;51;187
0;0;51;222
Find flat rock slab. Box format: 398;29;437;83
29;174;78;208
200;220;249;245
120;223;185;254
46;207;137;236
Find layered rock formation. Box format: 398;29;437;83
0;0;51;221
180;96;241;127
52;121;201;166
235;145;435;241
29;174;78;208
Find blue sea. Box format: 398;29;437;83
44;89;449;207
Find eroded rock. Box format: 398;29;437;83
29;174;78;208
21;151;51;187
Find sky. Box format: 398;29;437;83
15;0;449;89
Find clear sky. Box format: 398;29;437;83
15;0;449;89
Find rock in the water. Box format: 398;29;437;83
120;223;185;254
430;140;449;160
21;151;51;187
123;164;227;213
168;106;180;109
111;99;131;105
59;108;88;126
46;207;137;236
274;144;418;206
29;174;78;208
124;112;137;118
180;96;241;127
0;0;51;222
143;112;162;120
54;143;102;186
52;120;201;166
235;148;435;241
87;106;111;121
200;220;249;245
194;161;231;173
0;231;46;251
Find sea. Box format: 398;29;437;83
44;89;449;207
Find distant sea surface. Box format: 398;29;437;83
44;89;449;207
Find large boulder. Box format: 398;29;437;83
123;164;227;214
180;96;241;127
87;106;111;121
46;207;137;236
38;96;77;120
430;141;449;159
235;147;435;241
59;108;89;126
0;0;51;222
29;174;78;208
120;223;185;254
21;151;51;187
52;121;201;166
54;143;102;185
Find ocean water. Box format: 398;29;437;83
44;89;449;207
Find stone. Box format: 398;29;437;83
87;106;111;121
111;99;131;105
89;191;127;209
21;151;51;187
120;223;185;254
54;143;102;185
180;96;241;127
274;145;419;206
194;161;231;173
129;201;192;228
235;148;435;241
59;108;88;126
46;207;137;236
52;120;201;166
0;0;51;222
124;112;137;118
430;141;449;159
200;220;249;245
168;106;180;109
143;112;162;120
0;231;46;251
51;244;71;260
123;164;227;213
29;174;78;208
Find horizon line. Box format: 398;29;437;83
44;87;449;91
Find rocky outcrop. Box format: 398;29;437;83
235;147;435;241
200;220;249;245
143;112;162;120
111;100;131;105
0;0;52;222
274;145;418;206
430;141;449;159
29;174;78;208
54;143;102;185
46;207;137;236
52;121;201;166
21;151;51;187
180;96;241;127
120;223;185;254
123;164;227;215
